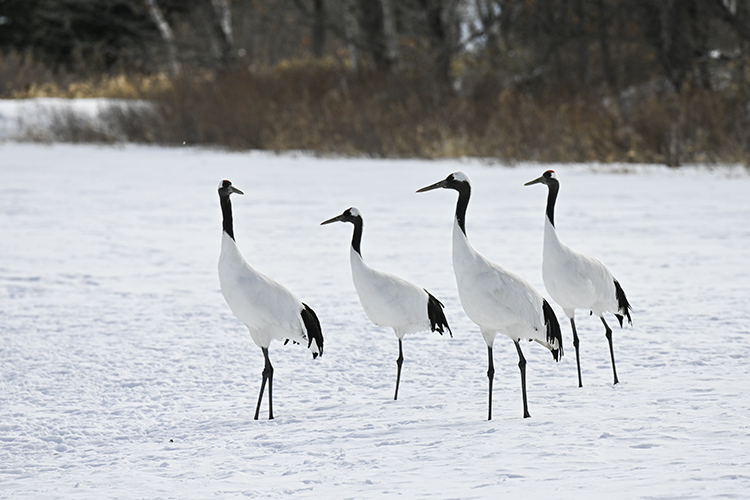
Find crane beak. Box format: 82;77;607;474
320;213;345;225
229;186;244;195
524;176;544;186
416;179;447;193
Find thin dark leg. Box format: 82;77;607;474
487;345;495;421
514;340;530;418
601;317;619;385
570;317;583;388
394;339;404;400
264;348;274;419
254;348;268;420
254;348;274;420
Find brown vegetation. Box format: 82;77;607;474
153;65;750;165
0;52;172;98
13;61;735;166
4;52;749;166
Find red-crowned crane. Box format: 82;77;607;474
217;180;324;420
417;172;562;419
321;207;451;400
525;170;632;387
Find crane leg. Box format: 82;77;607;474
394;339;404;400
570;318;583;388
601;317;619;385
265;348;274;419
254;348;274;420
514;340;531;418
487;345;495;421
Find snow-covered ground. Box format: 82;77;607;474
1;143;749;499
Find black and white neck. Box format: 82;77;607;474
453;177;471;236
218;179;244;241
416;171;472;236
524;170;559;227
350;216;363;256
544;176;559;228
320;207;364;256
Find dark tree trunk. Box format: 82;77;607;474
597;0;616;89
205;0;235;67
358;0;389;70
419;0;452;89
313;0;326;58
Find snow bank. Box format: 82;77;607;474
0;98;152;141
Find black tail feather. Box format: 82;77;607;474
425;290;452;338
542;299;563;361
614;279;632;326
300;303;324;359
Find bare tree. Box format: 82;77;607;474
417;0;457;87
342;0;359;69
211;0;233;44
290;0;328;58
313;0;326;57
357;0;388;69
597;0;616;89
203;0;235;66
145;0;180;74
381;0;400;69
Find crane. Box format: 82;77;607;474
321;207;451;400
525;170;631;387
417;172;562;419
217;180;324;420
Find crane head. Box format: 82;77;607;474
320;207;362;226
218;179;244;196
524;170;557;187
416;171;471;193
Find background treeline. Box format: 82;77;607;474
1;0;750;165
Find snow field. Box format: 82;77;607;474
1;143;749;499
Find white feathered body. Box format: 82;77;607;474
350;246;431;339
452;220;556;350
542;218;618;319
219;232;318;354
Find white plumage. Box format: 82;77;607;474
217;180;323;420
219;232;319;351
525;170;631;387
417;172;562;419
542;223;620;319
321;207;451;400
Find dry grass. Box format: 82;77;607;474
0;52;173;98
3;53;748;166
147;65;750;165
9;72;173;99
